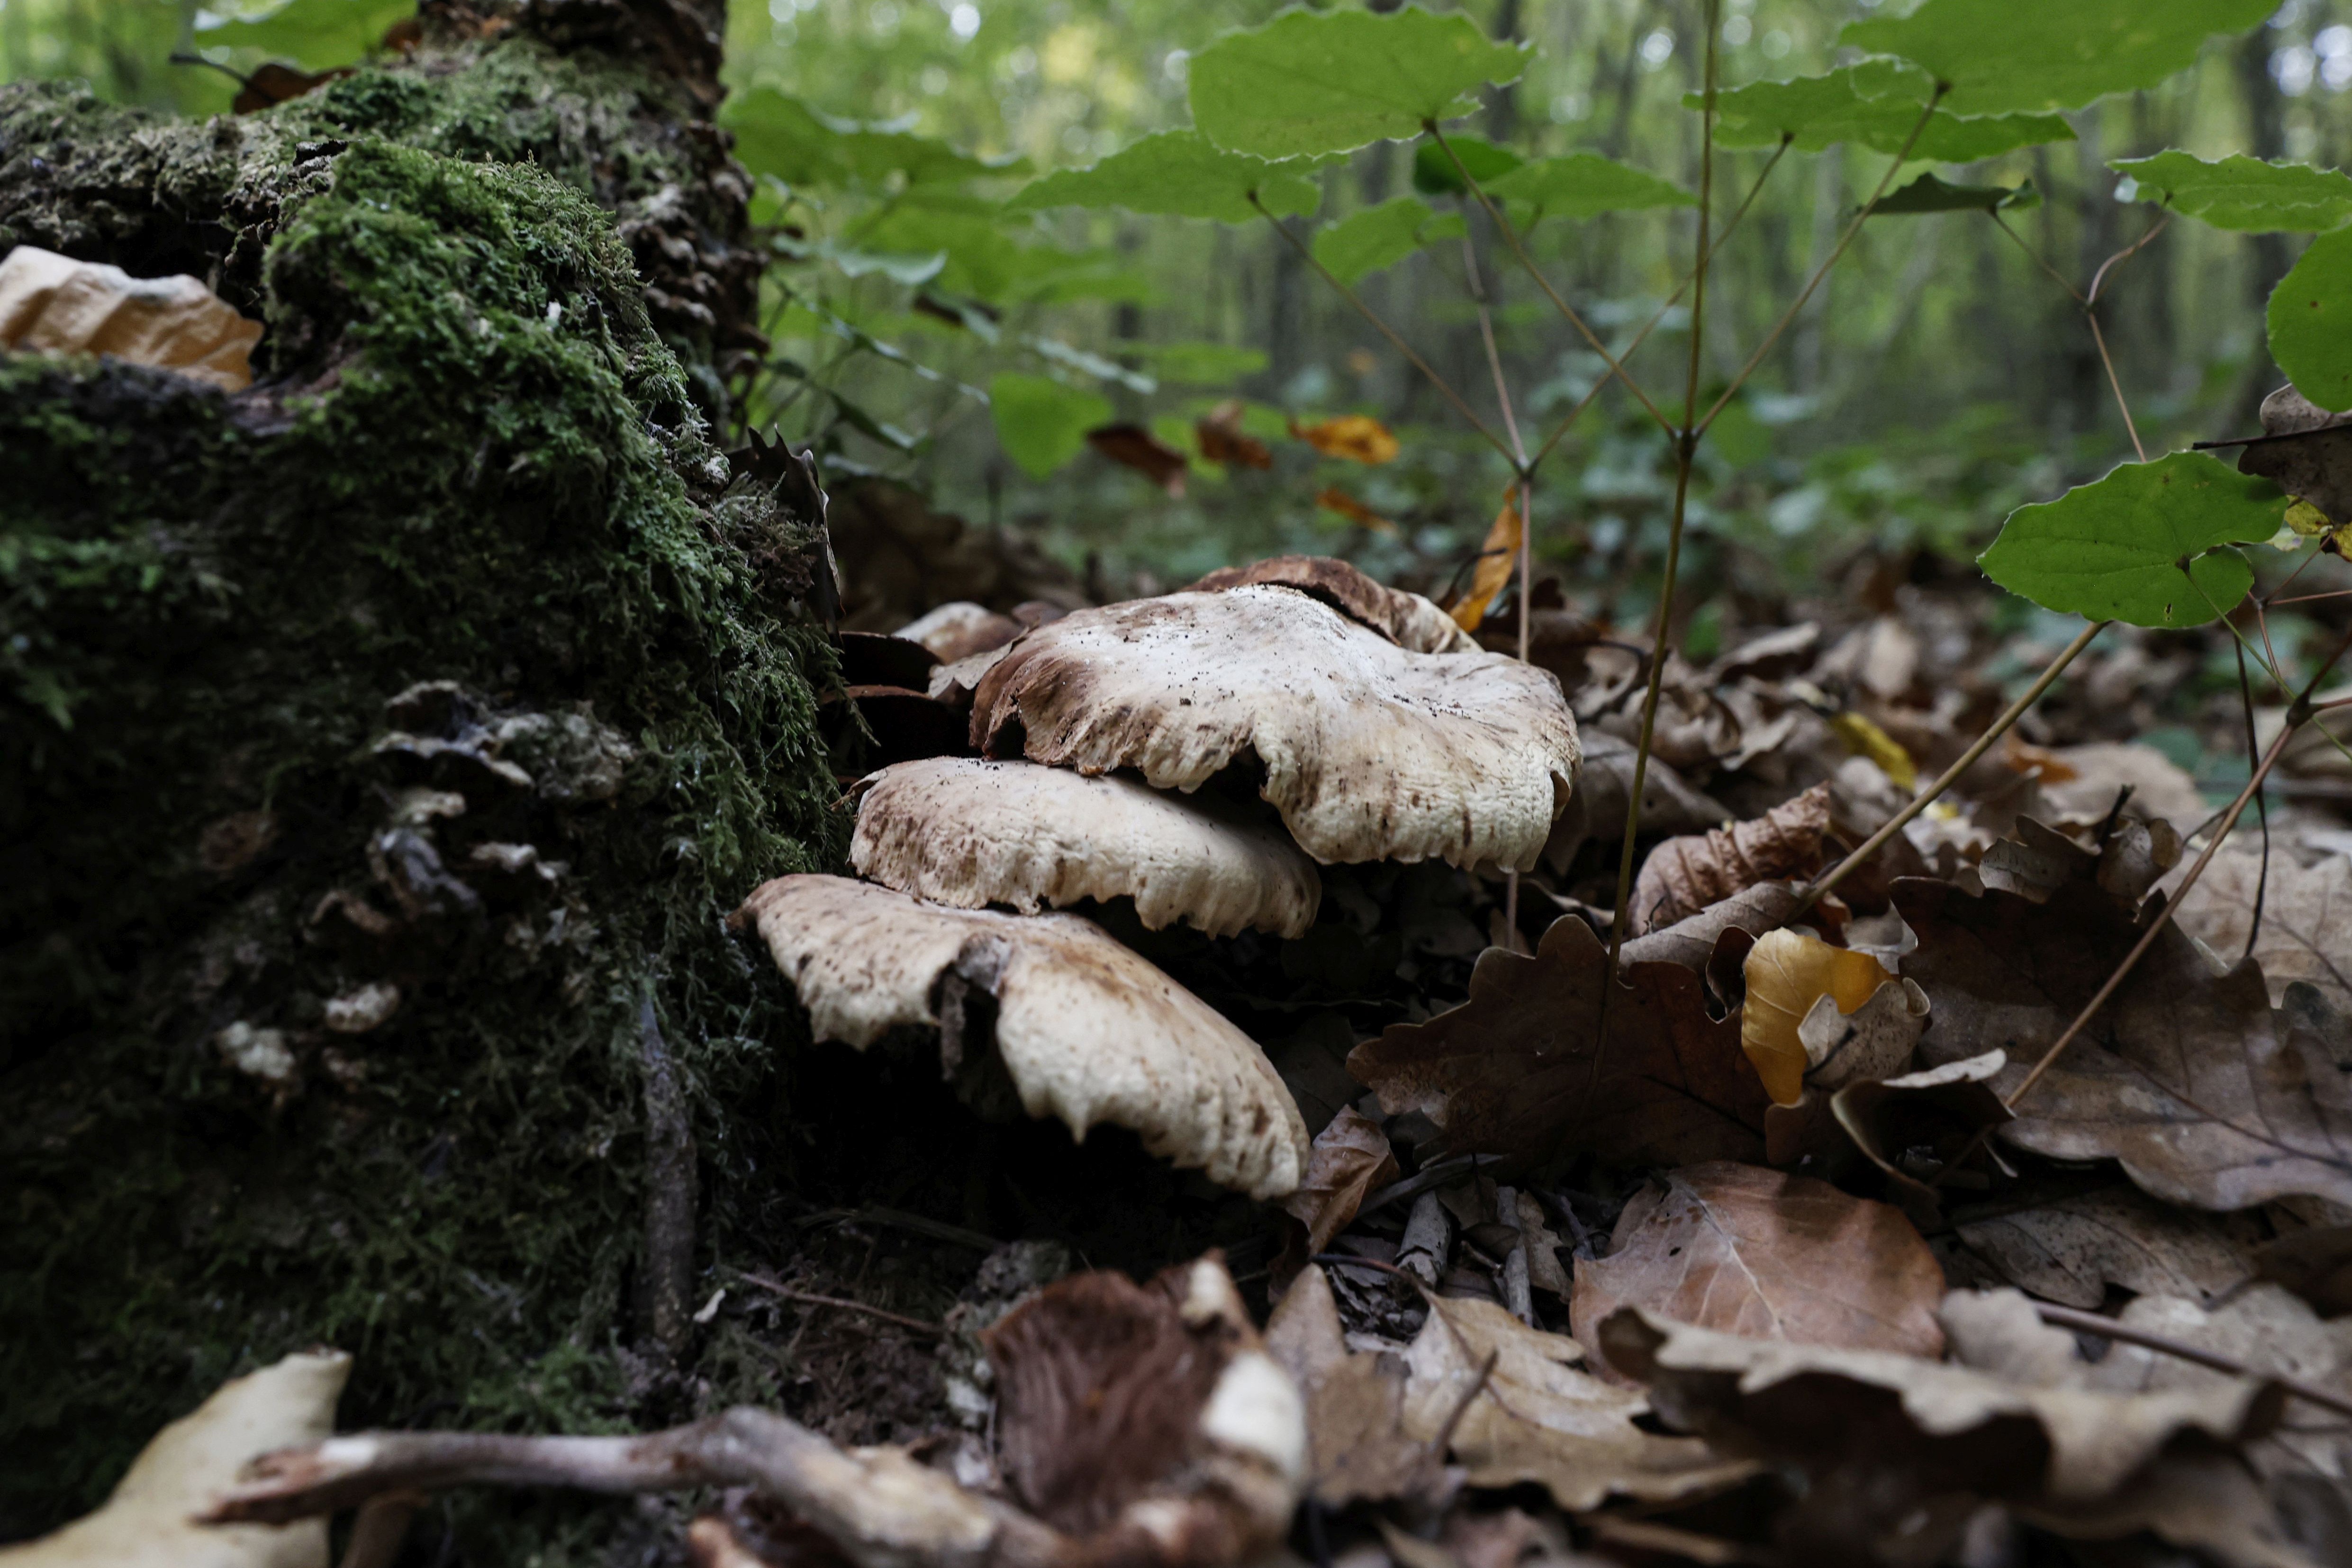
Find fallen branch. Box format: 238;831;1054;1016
734;1271;946;1338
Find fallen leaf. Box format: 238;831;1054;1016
0;245;263;393
1896;875;2352;1212
1954;1187;2256;1311
1632;783;1833;934
1185;553;1472;653
2038;740;2209;834
1403;1295;1753;1512
232;62;353;115
1350;915;1771;1169
1738;928;1895;1105
1280;1107;1399;1260
1316;485;1401;536
1827;710;1917;789
1085;422;1188;496
1263;1263;1434;1507
1195;400;1273;469
2169;848;2352;1010
2239;382;2352;526
1568;1163;1946;1371
1600;1305;2300;1568
1618;880;1808;977
1292;412;1400;464
2254;1224;2352;1317
1540;729;1728;878
1829;1050;2013;1203
6;1349;349;1567
1447;491;1522;634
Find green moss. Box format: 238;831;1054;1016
0;70;845;1549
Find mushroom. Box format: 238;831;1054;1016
1187;554;1475;654
733;876;1312;1200
898;600;1024;663
851;757;1321;939
970;585;1579;871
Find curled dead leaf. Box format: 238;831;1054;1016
1314;486;1400;536
1085;423;1188;496
0;245;262;393
1291;413;1399;465
1739;929;1895;1106
1195;401;1273;470
1633;782;1833;934
1447;492;1523;635
1278;1106;1398;1264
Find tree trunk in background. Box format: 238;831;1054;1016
0;1;844;1551
2238;27;2293;429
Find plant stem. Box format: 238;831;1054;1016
1600;0;1719;1007
1695;91;1945;436
1250;193;1513;459
2033;1302;2352;1420
1796;619;2107;914
1430;122;1675;437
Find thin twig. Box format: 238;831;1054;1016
1251;192;1511;458
733;1272;945;1337
1429;123;1674;436
1695;90;1945;436
1797;619;2106;913
1428;1349;1501;1459
2034;1302;2352;1420
2234;636;2272;963
2087;311;2146;462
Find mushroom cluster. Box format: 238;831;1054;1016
735;555;1581;1203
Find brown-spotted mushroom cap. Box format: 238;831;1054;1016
1188;554;1475;654
736;875;1312;1199
852;757;1321;939
971;585;1579;871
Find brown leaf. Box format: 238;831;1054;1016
232;61;353;114
0;245;262;393
1264;1263;1433;1507
1315;486;1401;536
1568;1163;1946;1372
1447;491;1522;634
1195;400;1273;469
1291;412;1400;464
2169;848;2352;1011
2254;1224;2352;1317
1085;423;1187;496
984;1253;1301;1548
1829;1049;2012;1207
1618;880;1806;976
1349;915;1771;1169
1632;783;1833;934
1601;1306;2298;1567
1403;1295;1753;1512
1540;729;1728;878
1953;1187;2256;1311
1896;875;2352;1211
2239;383;2352;526
1281;1107;1399;1260
1185;553;1471;653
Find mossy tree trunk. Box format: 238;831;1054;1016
0;2;848;1551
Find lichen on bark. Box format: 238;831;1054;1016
0;9;844;1548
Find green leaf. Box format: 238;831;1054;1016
1979;453;2290;627
1311;197;1454;284
1840;0;2275;118
723;89;1016;190
2270;226;2352;413
989;373;1113;478
1007;130;1322;224
1483;153;1696;220
823;248;949;286
861;200;1140;305
1131;342;1270;385
1412;135;1524;196
2112;151;2352;234
1700;63;2073;161
193;0;413;67
1188;6;1531;159
1870;172;2038;215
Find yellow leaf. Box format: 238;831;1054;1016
1316;485;1400;536
1449;490;1523;633
0;246;261;393
2286;498;2334;536
1292;413;1400;464
1828;710;1917;790
1740;929;1889;1106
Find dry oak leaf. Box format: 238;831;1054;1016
850;757;1322;940
1086;423;1189;497
1349;915;1771;1169
1542;728;1729;878
734;876;1310;1200
1633;783;1833;935
0;245;262;393
1264;1263;1435;1508
970;585;1579;871
1291;412;1400;464
1895;876;2352;1212
1829;1050;2014;1206
1600;1307;2302;1568
1401;1294;1753;1513
985;1253;1303;1555
2168;847;2352;1011
1738;928;1899;1106
1617;879;1807;978
1186;554;1474;654
1954;1186;2256;1312
0;1350;348;1568
1568;1163;1946;1373
1279;1106;1399;1261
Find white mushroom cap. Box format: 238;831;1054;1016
1189;554;1475;654
896;600;1022;663
736;876;1312;1200
971;585;1579;871
852;757;1321;939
